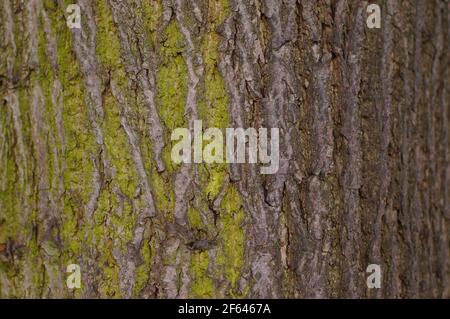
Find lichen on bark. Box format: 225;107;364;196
0;0;449;299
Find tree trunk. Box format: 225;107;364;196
0;0;449;298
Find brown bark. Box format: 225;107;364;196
0;0;449;298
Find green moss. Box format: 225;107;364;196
212;0;230;23
157;21;188;131
139;0;162;48
0;133;18;242
133;238;152;296
37;15;62;202
45;5;95;268
190;251;214;298
27;231;45;295
91;190;109;244
8;9;65;298
110;203;135;245
219;186;245;294
16;88;31;157
202;164;227;200
177;0;246;298
96;0;123;77
0;99;18;243
103;95;139;198
151;171;175;219
197;0;231;203
91;190;134;298
196;0;246;297
99;259;122;298
198;0;230;129
133;264;148;297
95;3;177;297
198;49;229;130
12;0;248;299
92;190;130;297
148;20;189;223
58;52;94;200
188;207;204;229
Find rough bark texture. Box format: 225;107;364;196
0;0;449;298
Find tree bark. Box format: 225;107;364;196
0;0;449;298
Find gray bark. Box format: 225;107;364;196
0;0;449;298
